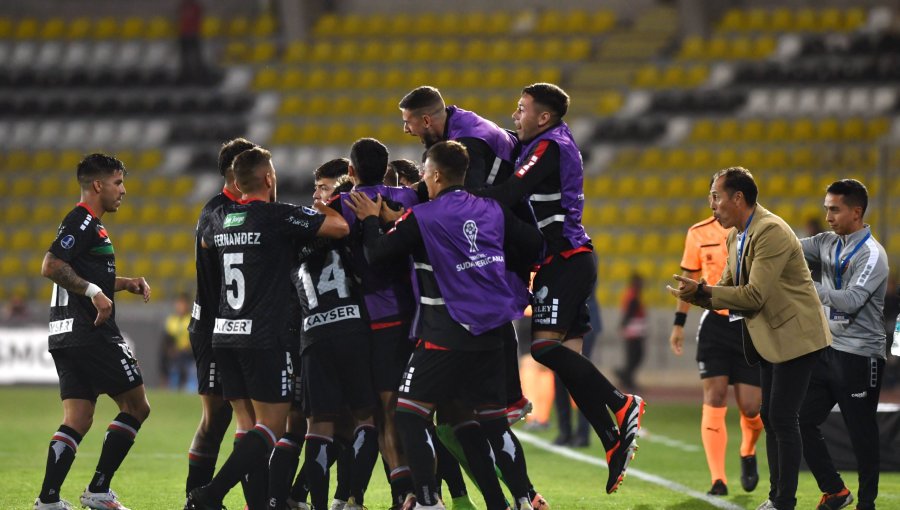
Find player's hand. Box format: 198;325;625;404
380;201;405;224
91;292;113;326
344;191;382;220
667;274;700;301
669;326;684;356
126;277;151;302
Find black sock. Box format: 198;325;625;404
186;450;217;497
453;421;507;510
389;466;413;506
88;413;141;493
207;426;274;504
302;434;333;510
481;417;530;501
39;425;82;503
434;429;466;499
531;340;624;438
267;433;303;510
396;409;441;506
350;425;379;503
289;465;309;503
333;436;352;501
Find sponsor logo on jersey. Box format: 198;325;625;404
97;226;108;238
213;232;261;246
223;212;247;228
851;391;867;398
213;318;253;334
60;235;75;249
192;302;201;320
303;305;361;331
49;319;74;335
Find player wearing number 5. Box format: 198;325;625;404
186;148;349;510
36;154;151;510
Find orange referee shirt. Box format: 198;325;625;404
680;216;731;316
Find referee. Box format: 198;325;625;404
798;179;889;510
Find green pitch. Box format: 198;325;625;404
3;387;898;509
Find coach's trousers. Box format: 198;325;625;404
799;347;884;510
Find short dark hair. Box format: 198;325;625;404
350;138;389;186
232;147;272;194
398;85;445;113
315;158;350;180
712;166;758;206
218;137;256;177
389;159;420;185
826;178;868;214
425;140;468;184
522;83;569;119
76;153;126;189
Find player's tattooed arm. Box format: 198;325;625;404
41;252;90;294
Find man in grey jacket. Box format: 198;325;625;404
798;179;889;510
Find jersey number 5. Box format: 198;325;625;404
223;253;245;310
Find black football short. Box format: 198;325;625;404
214;347;293;403
502;324;524;404
399;343;505;408
300;335;375;418
52;342;144;401
696;311;761;386
190;332;222;396
371;323;415;392
531;251;595;340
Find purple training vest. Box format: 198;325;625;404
340;184;420;321
445;105;517;164
413;189;523;335
516;122;590;250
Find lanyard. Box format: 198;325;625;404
834;231;871;289
734;212;754;282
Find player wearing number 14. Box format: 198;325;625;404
186;148;349;510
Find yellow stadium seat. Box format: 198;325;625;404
771;8;793;31
304;69;330;91
463;39;489;61
679;36;705;60
634;65;660;88
618;232;640;256
538;66;562;84
816;118;839;141
181;258;195;280
381;68;406;89
564;10;590;33
865;118;889;140
66;18;91;39
566;38;592;61
31;203;56;224
138;150;162;170
137;202;163;225
597;91;623;116
729;37;753;59
790;119;814;141
792;173;815;197
200;16;221;38
145;17;173;38
707;37;729;59
596;203;618;225
718;9;745;32
490;39;517;61
486;11;513;35
41;18;66;39
331;68;353;89
119;17;144;39
740;119;765;141
12;178;35;196
94;17;118;38
297;122;322;144
746;8;769;32
435;39;461;61
765;119;788;141
225;41;250;63
386;40;411;62
279;95;303;117
537;10;564;34
283;41;308;63
717;119;740;142
250;41;276;63
313;14;338;37
164;203;191;225
31;150;57;171
275;68;301;90
820;8;842;32
840;118;864;140
790;147;814;169
646;204;668;225
762;149;788;170
0;256;24;278
690;119;715;142
310;41;334;62
253;15;276;37
14;18;39;39
640;175;664;198
795;9;819;31
9;229;31;250
665;175;688;196
752;36;777;58
589;11;616;33
844;8;866;31
0;18;12;38
37;176;62;198
227;17;249;38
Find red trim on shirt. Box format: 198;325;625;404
371;321;403;331
238;198;265;205
222;187;240;202
542;245;592;265
514;140;550;179
416;339;450;351
76;202;97;217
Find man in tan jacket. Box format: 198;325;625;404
669;167;831;510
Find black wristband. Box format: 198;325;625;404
674;312;687;327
